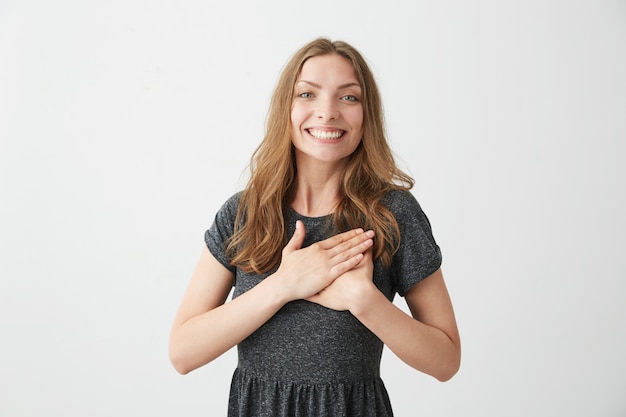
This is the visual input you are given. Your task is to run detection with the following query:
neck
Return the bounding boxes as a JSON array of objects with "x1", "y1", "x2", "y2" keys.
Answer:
[{"x1": 291, "y1": 156, "x2": 345, "y2": 217}]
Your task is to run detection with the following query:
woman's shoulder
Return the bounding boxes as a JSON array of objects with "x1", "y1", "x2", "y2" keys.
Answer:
[
  {"x1": 218, "y1": 191, "x2": 243, "y2": 210},
  {"x1": 223, "y1": 191, "x2": 244, "y2": 207},
  {"x1": 380, "y1": 189, "x2": 423, "y2": 215},
  {"x1": 213, "y1": 191, "x2": 244, "y2": 222}
]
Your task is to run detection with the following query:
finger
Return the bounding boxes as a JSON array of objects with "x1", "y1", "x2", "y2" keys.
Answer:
[
  {"x1": 327, "y1": 230, "x2": 375, "y2": 259},
  {"x1": 329, "y1": 252, "x2": 364, "y2": 278},
  {"x1": 332, "y1": 238, "x2": 374, "y2": 266},
  {"x1": 317, "y1": 228, "x2": 365, "y2": 250},
  {"x1": 361, "y1": 248, "x2": 375, "y2": 268},
  {"x1": 284, "y1": 220, "x2": 306, "y2": 252}
]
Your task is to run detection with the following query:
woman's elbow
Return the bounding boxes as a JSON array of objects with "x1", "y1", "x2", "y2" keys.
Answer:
[
  {"x1": 435, "y1": 364, "x2": 459, "y2": 382},
  {"x1": 168, "y1": 337, "x2": 200, "y2": 375},
  {"x1": 435, "y1": 348, "x2": 461, "y2": 382},
  {"x1": 169, "y1": 348, "x2": 193, "y2": 375},
  {"x1": 169, "y1": 337, "x2": 220, "y2": 375}
]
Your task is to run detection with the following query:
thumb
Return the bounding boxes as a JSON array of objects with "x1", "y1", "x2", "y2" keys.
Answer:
[{"x1": 284, "y1": 220, "x2": 306, "y2": 252}]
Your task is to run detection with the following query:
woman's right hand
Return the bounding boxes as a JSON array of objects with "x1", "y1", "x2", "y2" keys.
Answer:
[{"x1": 272, "y1": 220, "x2": 375, "y2": 301}]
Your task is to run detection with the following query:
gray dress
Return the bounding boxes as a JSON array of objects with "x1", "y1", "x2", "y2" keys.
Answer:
[{"x1": 205, "y1": 190, "x2": 442, "y2": 417}]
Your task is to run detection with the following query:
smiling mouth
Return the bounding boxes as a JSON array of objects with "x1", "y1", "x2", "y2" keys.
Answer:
[{"x1": 307, "y1": 128, "x2": 345, "y2": 140}]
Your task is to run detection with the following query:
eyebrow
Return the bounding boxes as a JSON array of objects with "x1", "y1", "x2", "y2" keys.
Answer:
[{"x1": 297, "y1": 80, "x2": 361, "y2": 90}]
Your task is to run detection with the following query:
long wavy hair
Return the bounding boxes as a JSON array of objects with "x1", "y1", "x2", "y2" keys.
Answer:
[{"x1": 227, "y1": 38, "x2": 414, "y2": 274}]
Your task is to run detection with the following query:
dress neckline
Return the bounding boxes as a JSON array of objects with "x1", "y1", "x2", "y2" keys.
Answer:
[{"x1": 287, "y1": 206, "x2": 334, "y2": 222}]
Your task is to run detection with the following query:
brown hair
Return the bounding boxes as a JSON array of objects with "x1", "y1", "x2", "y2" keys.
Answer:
[{"x1": 227, "y1": 38, "x2": 414, "y2": 274}]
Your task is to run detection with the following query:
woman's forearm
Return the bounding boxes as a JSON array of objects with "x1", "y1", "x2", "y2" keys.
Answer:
[
  {"x1": 351, "y1": 287, "x2": 461, "y2": 382},
  {"x1": 169, "y1": 276, "x2": 288, "y2": 375}
]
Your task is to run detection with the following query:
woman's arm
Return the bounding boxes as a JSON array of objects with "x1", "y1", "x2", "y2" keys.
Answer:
[
  {"x1": 357, "y1": 268, "x2": 460, "y2": 381},
  {"x1": 308, "y1": 261, "x2": 460, "y2": 381},
  {"x1": 169, "y1": 246, "x2": 276, "y2": 374},
  {"x1": 169, "y1": 222, "x2": 375, "y2": 374}
]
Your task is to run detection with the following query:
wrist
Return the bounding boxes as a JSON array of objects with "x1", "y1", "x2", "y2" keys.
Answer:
[
  {"x1": 349, "y1": 281, "x2": 381, "y2": 317},
  {"x1": 258, "y1": 271, "x2": 292, "y2": 307}
]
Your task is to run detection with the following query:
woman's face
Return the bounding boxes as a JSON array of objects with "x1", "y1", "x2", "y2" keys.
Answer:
[{"x1": 290, "y1": 54, "x2": 364, "y2": 166}]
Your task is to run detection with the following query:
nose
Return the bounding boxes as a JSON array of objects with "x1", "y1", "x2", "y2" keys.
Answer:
[{"x1": 316, "y1": 96, "x2": 339, "y2": 121}]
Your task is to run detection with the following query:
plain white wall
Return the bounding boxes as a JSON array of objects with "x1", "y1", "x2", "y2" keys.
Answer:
[{"x1": 1, "y1": 1, "x2": 625, "y2": 416}]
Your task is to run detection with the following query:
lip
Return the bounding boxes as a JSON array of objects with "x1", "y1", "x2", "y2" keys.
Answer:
[
  {"x1": 305, "y1": 127, "x2": 346, "y2": 141},
  {"x1": 306, "y1": 125, "x2": 345, "y2": 131}
]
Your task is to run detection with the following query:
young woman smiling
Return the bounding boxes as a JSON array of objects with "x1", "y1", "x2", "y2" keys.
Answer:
[{"x1": 169, "y1": 38, "x2": 460, "y2": 417}]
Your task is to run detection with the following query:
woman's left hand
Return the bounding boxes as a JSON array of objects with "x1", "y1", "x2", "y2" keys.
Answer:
[{"x1": 306, "y1": 248, "x2": 375, "y2": 312}]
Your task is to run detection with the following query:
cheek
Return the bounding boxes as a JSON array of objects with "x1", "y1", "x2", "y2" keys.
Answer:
[
  {"x1": 290, "y1": 107, "x2": 303, "y2": 139},
  {"x1": 290, "y1": 102, "x2": 306, "y2": 124},
  {"x1": 349, "y1": 108, "x2": 364, "y2": 131},
  {"x1": 289, "y1": 112, "x2": 297, "y2": 135}
]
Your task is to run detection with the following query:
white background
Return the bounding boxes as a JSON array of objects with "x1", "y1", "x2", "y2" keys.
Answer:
[{"x1": 1, "y1": 1, "x2": 625, "y2": 416}]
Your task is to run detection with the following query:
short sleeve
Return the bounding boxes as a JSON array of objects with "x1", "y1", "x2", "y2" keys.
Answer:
[
  {"x1": 204, "y1": 193, "x2": 242, "y2": 273},
  {"x1": 386, "y1": 191, "x2": 443, "y2": 296}
]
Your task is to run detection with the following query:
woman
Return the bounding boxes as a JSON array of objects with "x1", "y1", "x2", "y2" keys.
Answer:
[{"x1": 169, "y1": 38, "x2": 460, "y2": 416}]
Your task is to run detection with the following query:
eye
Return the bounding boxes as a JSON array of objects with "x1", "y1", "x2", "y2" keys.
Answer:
[
  {"x1": 341, "y1": 95, "x2": 358, "y2": 102},
  {"x1": 298, "y1": 92, "x2": 314, "y2": 99}
]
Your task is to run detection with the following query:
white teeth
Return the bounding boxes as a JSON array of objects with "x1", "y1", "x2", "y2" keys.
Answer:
[{"x1": 308, "y1": 129, "x2": 343, "y2": 140}]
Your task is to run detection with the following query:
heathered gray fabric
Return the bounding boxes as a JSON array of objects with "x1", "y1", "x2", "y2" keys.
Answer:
[{"x1": 205, "y1": 190, "x2": 442, "y2": 417}]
